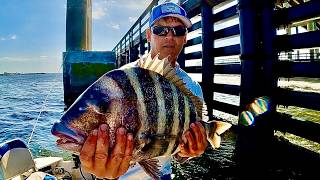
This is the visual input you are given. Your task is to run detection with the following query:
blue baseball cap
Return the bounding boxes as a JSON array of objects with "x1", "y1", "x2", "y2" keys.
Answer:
[{"x1": 149, "y1": 2, "x2": 192, "y2": 28}]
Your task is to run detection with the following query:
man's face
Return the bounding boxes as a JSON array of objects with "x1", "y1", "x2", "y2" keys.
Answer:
[{"x1": 147, "y1": 17, "x2": 187, "y2": 63}]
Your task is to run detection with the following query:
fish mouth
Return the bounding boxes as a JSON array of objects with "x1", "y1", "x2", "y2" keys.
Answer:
[
  {"x1": 56, "y1": 134, "x2": 83, "y2": 145},
  {"x1": 51, "y1": 122, "x2": 86, "y2": 146},
  {"x1": 55, "y1": 134, "x2": 83, "y2": 153}
]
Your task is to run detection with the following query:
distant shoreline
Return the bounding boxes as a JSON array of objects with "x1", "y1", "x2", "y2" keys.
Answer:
[{"x1": 0, "y1": 72, "x2": 61, "y2": 76}]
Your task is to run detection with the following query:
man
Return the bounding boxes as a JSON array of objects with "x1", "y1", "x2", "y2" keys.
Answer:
[{"x1": 79, "y1": 2, "x2": 207, "y2": 179}]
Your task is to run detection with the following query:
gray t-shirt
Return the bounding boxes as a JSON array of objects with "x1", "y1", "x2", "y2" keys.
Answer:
[{"x1": 118, "y1": 54, "x2": 203, "y2": 179}]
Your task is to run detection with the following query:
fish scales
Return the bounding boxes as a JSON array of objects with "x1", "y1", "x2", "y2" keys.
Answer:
[
  {"x1": 106, "y1": 69, "x2": 140, "y2": 147},
  {"x1": 135, "y1": 68, "x2": 159, "y2": 139},
  {"x1": 124, "y1": 68, "x2": 197, "y2": 159}
]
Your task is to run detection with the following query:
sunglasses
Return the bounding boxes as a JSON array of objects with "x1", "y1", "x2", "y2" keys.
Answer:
[{"x1": 151, "y1": 26, "x2": 187, "y2": 36}]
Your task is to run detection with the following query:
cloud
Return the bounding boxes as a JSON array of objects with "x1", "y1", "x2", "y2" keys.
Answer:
[
  {"x1": 114, "y1": 0, "x2": 150, "y2": 10},
  {"x1": 92, "y1": 7, "x2": 106, "y2": 19},
  {"x1": 40, "y1": 56, "x2": 48, "y2": 59},
  {"x1": 94, "y1": 0, "x2": 150, "y2": 13},
  {"x1": 129, "y1": 16, "x2": 137, "y2": 23},
  {"x1": 10, "y1": 35, "x2": 17, "y2": 40},
  {"x1": 111, "y1": 24, "x2": 120, "y2": 30},
  {"x1": 92, "y1": 0, "x2": 108, "y2": 20},
  {"x1": 0, "y1": 56, "x2": 31, "y2": 62},
  {"x1": 0, "y1": 34, "x2": 17, "y2": 41}
]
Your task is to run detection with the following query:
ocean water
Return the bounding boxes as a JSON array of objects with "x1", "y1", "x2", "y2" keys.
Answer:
[{"x1": 0, "y1": 73, "x2": 65, "y2": 156}]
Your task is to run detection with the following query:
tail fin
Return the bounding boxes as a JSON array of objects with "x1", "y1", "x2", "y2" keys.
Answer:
[{"x1": 200, "y1": 121, "x2": 232, "y2": 149}]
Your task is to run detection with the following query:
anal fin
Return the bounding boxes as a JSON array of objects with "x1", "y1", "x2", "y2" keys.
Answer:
[{"x1": 138, "y1": 158, "x2": 161, "y2": 180}]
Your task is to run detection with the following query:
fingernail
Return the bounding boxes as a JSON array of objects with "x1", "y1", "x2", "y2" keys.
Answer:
[
  {"x1": 118, "y1": 128, "x2": 125, "y2": 135},
  {"x1": 128, "y1": 134, "x2": 133, "y2": 141},
  {"x1": 191, "y1": 123, "x2": 195, "y2": 128},
  {"x1": 100, "y1": 124, "x2": 108, "y2": 131},
  {"x1": 92, "y1": 129, "x2": 98, "y2": 136},
  {"x1": 182, "y1": 136, "x2": 187, "y2": 144}
]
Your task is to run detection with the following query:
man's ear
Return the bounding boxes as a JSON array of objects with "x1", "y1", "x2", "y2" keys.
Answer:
[{"x1": 146, "y1": 28, "x2": 151, "y2": 42}]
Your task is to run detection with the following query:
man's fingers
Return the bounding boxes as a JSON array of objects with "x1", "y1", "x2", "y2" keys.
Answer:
[
  {"x1": 94, "y1": 124, "x2": 110, "y2": 171},
  {"x1": 178, "y1": 142, "x2": 190, "y2": 157},
  {"x1": 123, "y1": 133, "x2": 133, "y2": 158},
  {"x1": 118, "y1": 133, "x2": 133, "y2": 176},
  {"x1": 193, "y1": 122, "x2": 207, "y2": 150},
  {"x1": 106, "y1": 127, "x2": 127, "y2": 177},
  {"x1": 191, "y1": 123, "x2": 202, "y2": 148},
  {"x1": 186, "y1": 130, "x2": 196, "y2": 153},
  {"x1": 80, "y1": 129, "x2": 98, "y2": 169}
]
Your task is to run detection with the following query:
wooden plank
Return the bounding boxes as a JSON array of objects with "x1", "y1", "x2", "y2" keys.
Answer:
[
  {"x1": 275, "y1": 31, "x2": 320, "y2": 51},
  {"x1": 214, "y1": 44, "x2": 241, "y2": 57},
  {"x1": 190, "y1": 21, "x2": 202, "y2": 32},
  {"x1": 215, "y1": 63, "x2": 241, "y2": 74},
  {"x1": 273, "y1": 1, "x2": 320, "y2": 27},
  {"x1": 183, "y1": 63, "x2": 241, "y2": 74},
  {"x1": 213, "y1": 5, "x2": 237, "y2": 23},
  {"x1": 186, "y1": 36, "x2": 202, "y2": 47},
  {"x1": 277, "y1": 61, "x2": 320, "y2": 78},
  {"x1": 185, "y1": 51, "x2": 202, "y2": 60},
  {"x1": 212, "y1": 100, "x2": 239, "y2": 116},
  {"x1": 276, "y1": 88, "x2": 320, "y2": 111},
  {"x1": 275, "y1": 113, "x2": 320, "y2": 143},
  {"x1": 213, "y1": 83, "x2": 240, "y2": 96},
  {"x1": 214, "y1": 24, "x2": 240, "y2": 39},
  {"x1": 183, "y1": 66, "x2": 202, "y2": 73}
]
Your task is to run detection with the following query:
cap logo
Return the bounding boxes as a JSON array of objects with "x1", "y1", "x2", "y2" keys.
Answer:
[{"x1": 161, "y1": 4, "x2": 181, "y2": 14}]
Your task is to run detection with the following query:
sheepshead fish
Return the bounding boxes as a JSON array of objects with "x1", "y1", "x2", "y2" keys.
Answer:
[{"x1": 51, "y1": 55, "x2": 231, "y2": 179}]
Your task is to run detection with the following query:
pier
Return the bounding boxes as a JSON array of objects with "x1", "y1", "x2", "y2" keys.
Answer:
[
  {"x1": 63, "y1": 0, "x2": 320, "y2": 178},
  {"x1": 112, "y1": 0, "x2": 320, "y2": 177}
]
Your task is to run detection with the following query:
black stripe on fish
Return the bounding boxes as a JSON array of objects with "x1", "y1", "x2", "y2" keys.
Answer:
[
  {"x1": 158, "y1": 75, "x2": 174, "y2": 136},
  {"x1": 189, "y1": 98, "x2": 197, "y2": 124},
  {"x1": 172, "y1": 90, "x2": 186, "y2": 153},
  {"x1": 108, "y1": 70, "x2": 139, "y2": 134},
  {"x1": 135, "y1": 68, "x2": 159, "y2": 135},
  {"x1": 155, "y1": 75, "x2": 174, "y2": 156}
]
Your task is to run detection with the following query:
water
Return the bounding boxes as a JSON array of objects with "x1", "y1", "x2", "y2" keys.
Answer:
[{"x1": 0, "y1": 73, "x2": 65, "y2": 157}]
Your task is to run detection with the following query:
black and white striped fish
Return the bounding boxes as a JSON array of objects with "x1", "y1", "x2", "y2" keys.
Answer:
[{"x1": 51, "y1": 56, "x2": 231, "y2": 179}]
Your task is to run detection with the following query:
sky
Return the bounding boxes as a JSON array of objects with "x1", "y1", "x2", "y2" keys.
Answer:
[
  {"x1": 0, "y1": 0, "x2": 306, "y2": 74},
  {"x1": 0, "y1": 0, "x2": 154, "y2": 73}
]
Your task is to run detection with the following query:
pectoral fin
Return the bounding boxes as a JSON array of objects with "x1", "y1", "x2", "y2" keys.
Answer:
[
  {"x1": 138, "y1": 158, "x2": 161, "y2": 180},
  {"x1": 201, "y1": 120, "x2": 232, "y2": 149}
]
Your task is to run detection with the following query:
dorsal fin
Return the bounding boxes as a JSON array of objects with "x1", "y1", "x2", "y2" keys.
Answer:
[
  {"x1": 138, "y1": 158, "x2": 161, "y2": 180},
  {"x1": 137, "y1": 53, "x2": 203, "y2": 117}
]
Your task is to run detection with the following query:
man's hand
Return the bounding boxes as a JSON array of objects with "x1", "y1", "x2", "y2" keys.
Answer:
[
  {"x1": 178, "y1": 122, "x2": 207, "y2": 158},
  {"x1": 80, "y1": 124, "x2": 133, "y2": 179}
]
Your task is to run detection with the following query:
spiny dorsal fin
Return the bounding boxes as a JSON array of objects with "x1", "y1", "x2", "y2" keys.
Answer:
[
  {"x1": 138, "y1": 158, "x2": 161, "y2": 180},
  {"x1": 137, "y1": 53, "x2": 203, "y2": 117}
]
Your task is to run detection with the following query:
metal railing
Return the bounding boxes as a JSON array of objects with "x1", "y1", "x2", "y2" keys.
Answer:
[{"x1": 278, "y1": 52, "x2": 320, "y2": 61}]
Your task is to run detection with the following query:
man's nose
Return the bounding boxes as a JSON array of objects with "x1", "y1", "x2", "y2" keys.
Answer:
[{"x1": 165, "y1": 30, "x2": 175, "y2": 39}]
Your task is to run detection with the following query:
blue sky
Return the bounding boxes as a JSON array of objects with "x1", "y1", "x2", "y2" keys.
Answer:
[{"x1": 0, "y1": 0, "x2": 152, "y2": 73}]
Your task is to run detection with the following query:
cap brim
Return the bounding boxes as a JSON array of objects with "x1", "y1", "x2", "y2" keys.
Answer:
[{"x1": 151, "y1": 14, "x2": 192, "y2": 28}]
